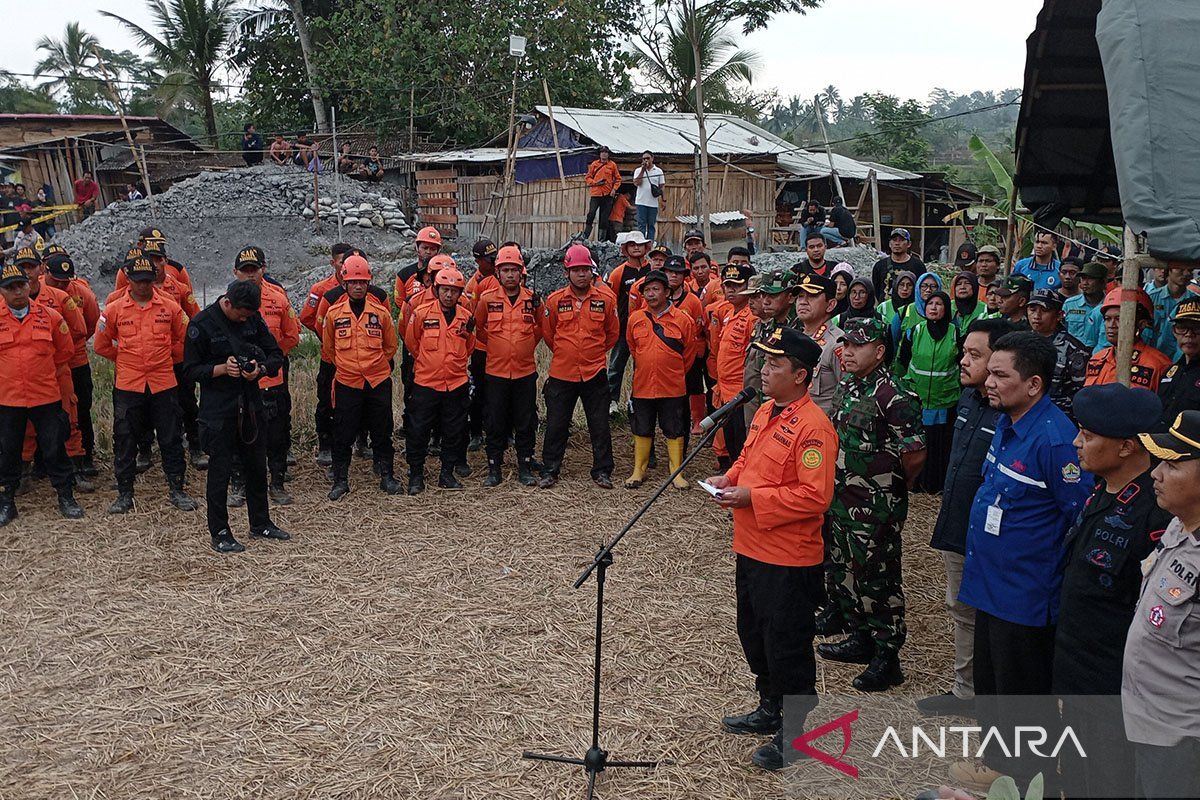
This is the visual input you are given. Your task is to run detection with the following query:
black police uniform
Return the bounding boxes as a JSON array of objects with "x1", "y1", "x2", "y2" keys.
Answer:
[
  {"x1": 182, "y1": 298, "x2": 284, "y2": 537},
  {"x1": 1157, "y1": 356, "x2": 1200, "y2": 430},
  {"x1": 395, "y1": 260, "x2": 430, "y2": 432}
]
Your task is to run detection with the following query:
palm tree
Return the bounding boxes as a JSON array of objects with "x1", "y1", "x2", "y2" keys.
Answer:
[
  {"x1": 628, "y1": 3, "x2": 760, "y2": 114},
  {"x1": 33, "y1": 22, "x2": 108, "y2": 112},
  {"x1": 102, "y1": 0, "x2": 238, "y2": 142},
  {"x1": 821, "y1": 84, "x2": 842, "y2": 122}
]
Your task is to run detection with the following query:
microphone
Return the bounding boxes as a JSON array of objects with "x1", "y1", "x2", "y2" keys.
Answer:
[{"x1": 698, "y1": 387, "x2": 757, "y2": 432}]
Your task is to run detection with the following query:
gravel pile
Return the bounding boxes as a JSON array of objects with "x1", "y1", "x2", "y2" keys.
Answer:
[{"x1": 53, "y1": 164, "x2": 415, "y2": 297}]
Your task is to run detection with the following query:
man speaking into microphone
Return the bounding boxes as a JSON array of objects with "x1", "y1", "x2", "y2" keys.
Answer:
[{"x1": 705, "y1": 326, "x2": 837, "y2": 771}]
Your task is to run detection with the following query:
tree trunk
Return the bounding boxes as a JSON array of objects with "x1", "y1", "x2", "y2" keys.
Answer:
[
  {"x1": 200, "y1": 79, "x2": 217, "y2": 144},
  {"x1": 289, "y1": 0, "x2": 329, "y2": 133},
  {"x1": 688, "y1": 1, "x2": 712, "y2": 246}
]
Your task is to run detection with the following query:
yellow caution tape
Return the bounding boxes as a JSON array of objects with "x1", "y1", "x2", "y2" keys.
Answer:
[{"x1": 0, "y1": 206, "x2": 78, "y2": 234}]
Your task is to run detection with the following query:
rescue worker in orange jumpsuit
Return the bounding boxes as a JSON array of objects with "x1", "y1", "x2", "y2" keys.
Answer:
[
  {"x1": 0, "y1": 262, "x2": 83, "y2": 525},
  {"x1": 708, "y1": 262, "x2": 758, "y2": 467},
  {"x1": 232, "y1": 247, "x2": 300, "y2": 504},
  {"x1": 706, "y1": 326, "x2": 837, "y2": 771},
  {"x1": 43, "y1": 250, "x2": 100, "y2": 476},
  {"x1": 112, "y1": 227, "x2": 195, "y2": 293},
  {"x1": 689, "y1": 251, "x2": 724, "y2": 307},
  {"x1": 473, "y1": 244, "x2": 542, "y2": 487},
  {"x1": 301, "y1": 242, "x2": 353, "y2": 466},
  {"x1": 321, "y1": 254, "x2": 400, "y2": 499},
  {"x1": 16, "y1": 247, "x2": 91, "y2": 491},
  {"x1": 404, "y1": 266, "x2": 476, "y2": 493},
  {"x1": 396, "y1": 226, "x2": 444, "y2": 435},
  {"x1": 1085, "y1": 287, "x2": 1173, "y2": 390},
  {"x1": 606, "y1": 231, "x2": 652, "y2": 410},
  {"x1": 464, "y1": 238, "x2": 500, "y2": 453},
  {"x1": 662, "y1": 254, "x2": 710, "y2": 434},
  {"x1": 624, "y1": 269, "x2": 697, "y2": 489},
  {"x1": 539, "y1": 244, "x2": 620, "y2": 489},
  {"x1": 94, "y1": 255, "x2": 197, "y2": 513}
]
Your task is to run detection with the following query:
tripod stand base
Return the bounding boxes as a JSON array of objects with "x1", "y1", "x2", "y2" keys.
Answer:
[{"x1": 524, "y1": 747, "x2": 657, "y2": 799}]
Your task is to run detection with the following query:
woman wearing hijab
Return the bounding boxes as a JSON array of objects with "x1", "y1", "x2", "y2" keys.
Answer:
[
  {"x1": 830, "y1": 262, "x2": 855, "y2": 317},
  {"x1": 877, "y1": 271, "x2": 915, "y2": 328},
  {"x1": 950, "y1": 271, "x2": 988, "y2": 328},
  {"x1": 896, "y1": 289, "x2": 959, "y2": 492},
  {"x1": 835, "y1": 277, "x2": 879, "y2": 327},
  {"x1": 889, "y1": 271, "x2": 943, "y2": 346}
]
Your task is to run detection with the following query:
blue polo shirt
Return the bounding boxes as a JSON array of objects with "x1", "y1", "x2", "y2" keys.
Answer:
[
  {"x1": 1012, "y1": 256, "x2": 1063, "y2": 291},
  {"x1": 1147, "y1": 284, "x2": 1199, "y2": 361},
  {"x1": 1062, "y1": 293, "x2": 1100, "y2": 344},
  {"x1": 959, "y1": 394, "x2": 1090, "y2": 627}
]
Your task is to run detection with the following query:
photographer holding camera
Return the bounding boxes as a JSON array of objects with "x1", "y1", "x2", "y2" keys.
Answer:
[{"x1": 182, "y1": 280, "x2": 289, "y2": 553}]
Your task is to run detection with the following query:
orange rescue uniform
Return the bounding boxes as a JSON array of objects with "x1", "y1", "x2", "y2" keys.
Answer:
[
  {"x1": 115, "y1": 258, "x2": 194, "y2": 293},
  {"x1": 541, "y1": 283, "x2": 619, "y2": 382},
  {"x1": 725, "y1": 394, "x2": 837, "y2": 567},
  {"x1": 0, "y1": 302, "x2": 74, "y2": 407},
  {"x1": 626, "y1": 304, "x2": 698, "y2": 398},
  {"x1": 93, "y1": 292, "x2": 186, "y2": 393},
  {"x1": 1085, "y1": 340, "x2": 1174, "y2": 391},
  {"x1": 404, "y1": 301, "x2": 476, "y2": 391},
  {"x1": 321, "y1": 292, "x2": 398, "y2": 390},
  {"x1": 257, "y1": 282, "x2": 301, "y2": 390},
  {"x1": 474, "y1": 286, "x2": 543, "y2": 379},
  {"x1": 301, "y1": 273, "x2": 340, "y2": 333},
  {"x1": 55, "y1": 278, "x2": 100, "y2": 367},
  {"x1": 710, "y1": 301, "x2": 757, "y2": 404}
]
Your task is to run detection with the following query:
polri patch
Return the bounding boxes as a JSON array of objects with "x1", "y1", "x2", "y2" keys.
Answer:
[{"x1": 1149, "y1": 604, "x2": 1165, "y2": 628}]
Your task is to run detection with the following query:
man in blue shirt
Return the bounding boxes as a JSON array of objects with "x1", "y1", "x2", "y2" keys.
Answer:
[
  {"x1": 1148, "y1": 263, "x2": 1198, "y2": 361},
  {"x1": 1012, "y1": 231, "x2": 1063, "y2": 291},
  {"x1": 948, "y1": 331, "x2": 1090, "y2": 794},
  {"x1": 1063, "y1": 261, "x2": 1107, "y2": 346}
]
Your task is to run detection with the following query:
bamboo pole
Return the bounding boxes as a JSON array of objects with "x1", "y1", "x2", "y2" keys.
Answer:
[
  {"x1": 814, "y1": 96, "x2": 845, "y2": 203},
  {"x1": 870, "y1": 172, "x2": 882, "y2": 252},
  {"x1": 1002, "y1": 180, "x2": 1019, "y2": 276},
  {"x1": 91, "y1": 47, "x2": 157, "y2": 220},
  {"x1": 1115, "y1": 227, "x2": 1140, "y2": 386},
  {"x1": 542, "y1": 81, "x2": 567, "y2": 189}
]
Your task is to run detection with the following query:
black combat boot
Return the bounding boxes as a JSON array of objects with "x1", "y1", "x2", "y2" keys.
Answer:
[
  {"x1": 79, "y1": 453, "x2": 99, "y2": 478},
  {"x1": 108, "y1": 491, "x2": 135, "y2": 514},
  {"x1": 57, "y1": 491, "x2": 84, "y2": 519},
  {"x1": 407, "y1": 470, "x2": 426, "y2": 495},
  {"x1": 814, "y1": 605, "x2": 849, "y2": 636},
  {"x1": 439, "y1": 468, "x2": 464, "y2": 490},
  {"x1": 269, "y1": 477, "x2": 294, "y2": 505},
  {"x1": 168, "y1": 478, "x2": 199, "y2": 511},
  {"x1": 517, "y1": 459, "x2": 538, "y2": 486},
  {"x1": 483, "y1": 463, "x2": 503, "y2": 487},
  {"x1": 721, "y1": 695, "x2": 782, "y2": 735},
  {"x1": 379, "y1": 467, "x2": 402, "y2": 495},
  {"x1": 816, "y1": 631, "x2": 874, "y2": 664},
  {"x1": 328, "y1": 466, "x2": 350, "y2": 501},
  {"x1": 227, "y1": 476, "x2": 246, "y2": 508},
  {"x1": 853, "y1": 653, "x2": 905, "y2": 692},
  {"x1": 0, "y1": 492, "x2": 17, "y2": 527},
  {"x1": 189, "y1": 446, "x2": 208, "y2": 470}
]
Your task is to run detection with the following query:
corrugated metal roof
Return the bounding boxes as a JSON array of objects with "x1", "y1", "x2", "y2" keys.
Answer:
[
  {"x1": 675, "y1": 211, "x2": 746, "y2": 224},
  {"x1": 410, "y1": 147, "x2": 588, "y2": 164},
  {"x1": 536, "y1": 106, "x2": 918, "y2": 182}
]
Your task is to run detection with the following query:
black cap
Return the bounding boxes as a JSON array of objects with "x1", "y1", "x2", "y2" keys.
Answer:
[
  {"x1": 125, "y1": 256, "x2": 157, "y2": 282},
  {"x1": 995, "y1": 275, "x2": 1033, "y2": 296},
  {"x1": 751, "y1": 326, "x2": 822, "y2": 367},
  {"x1": 1173, "y1": 296, "x2": 1200, "y2": 325},
  {"x1": 1027, "y1": 289, "x2": 1063, "y2": 310},
  {"x1": 641, "y1": 269, "x2": 669, "y2": 288},
  {"x1": 0, "y1": 263, "x2": 28, "y2": 288},
  {"x1": 649, "y1": 244, "x2": 672, "y2": 258},
  {"x1": 235, "y1": 246, "x2": 266, "y2": 270},
  {"x1": 1080, "y1": 261, "x2": 1109, "y2": 280},
  {"x1": 13, "y1": 247, "x2": 40, "y2": 266},
  {"x1": 1140, "y1": 411, "x2": 1200, "y2": 462},
  {"x1": 663, "y1": 255, "x2": 690, "y2": 273},
  {"x1": 1073, "y1": 384, "x2": 1162, "y2": 439},
  {"x1": 140, "y1": 239, "x2": 165, "y2": 257},
  {"x1": 683, "y1": 228, "x2": 705, "y2": 243},
  {"x1": 794, "y1": 273, "x2": 835, "y2": 299},
  {"x1": 720, "y1": 263, "x2": 755, "y2": 284},
  {"x1": 45, "y1": 254, "x2": 76, "y2": 280},
  {"x1": 472, "y1": 238, "x2": 498, "y2": 259},
  {"x1": 139, "y1": 226, "x2": 166, "y2": 242}
]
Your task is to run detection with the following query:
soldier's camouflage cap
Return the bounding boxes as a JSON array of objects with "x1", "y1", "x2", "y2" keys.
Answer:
[
  {"x1": 757, "y1": 270, "x2": 796, "y2": 295},
  {"x1": 736, "y1": 274, "x2": 763, "y2": 296},
  {"x1": 839, "y1": 316, "x2": 888, "y2": 345}
]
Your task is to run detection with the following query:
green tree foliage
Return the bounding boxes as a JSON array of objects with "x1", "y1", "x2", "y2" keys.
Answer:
[
  {"x1": 629, "y1": 3, "x2": 761, "y2": 114},
  {"x1": 0, "y1": 73, "x2": 58, "y2": 114},
  {"x1": 303, "y1": 0, "x2": 636, "y2": 144},
  {"x1": 33, "y1": 22, "x2": 112, "y2": 113},
  {"x1": 852, "y1": 93, "x2": 932, "y2": 171}
]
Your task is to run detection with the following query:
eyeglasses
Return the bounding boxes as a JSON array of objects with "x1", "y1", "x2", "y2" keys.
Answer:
[{"x1": 1172, "y1": 324, "x2": 1200, "y2": 337}]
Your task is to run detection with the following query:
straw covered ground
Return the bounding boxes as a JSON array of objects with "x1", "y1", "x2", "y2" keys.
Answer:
[{"x1": 2, "y1": 346, "x2": 955, "y2": 799}]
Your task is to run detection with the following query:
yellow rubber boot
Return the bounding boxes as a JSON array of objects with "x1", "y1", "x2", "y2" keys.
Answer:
[
  {"x1": 666, "y1": 437, "x2": 690, "y2": 490},
  {"x1": 625, "y1": 435, "x2": 653, "y2": 488}
]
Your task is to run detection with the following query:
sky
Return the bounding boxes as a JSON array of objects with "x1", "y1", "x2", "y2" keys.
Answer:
[{"x1": 3, "y1": 0, "x2": 1044, "y2": 103}]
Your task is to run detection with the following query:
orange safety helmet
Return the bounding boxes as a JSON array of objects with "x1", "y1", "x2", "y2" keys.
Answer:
[
  {"x1": 564, "y1": 243, "x2": 594, "y2": 269},
  {"x1": 341, "y1": 254, "x2": 372, "y2": 281},
  {"x1": 434, "y1": 267, "x2": 466, "y2": 289},
  {"x1": 428, "y1": 254, "x2": 457, "y2": 272},
  {"x1": 496, "y1": 244, "x2": 525, "y2": 268},
  {"x1": 1100, "y1": 286, "x2": 1153, "y2": 318},
  {"x1": 415, "y1": 226, "x2": 443, "y2": 248}
]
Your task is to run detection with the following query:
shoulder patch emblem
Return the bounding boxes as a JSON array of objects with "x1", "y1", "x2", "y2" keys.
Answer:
[
  {"x1": 59, "y1": 321, "x2": 69, "y2": 334},
  {"x1": 188, "y1": 325, "x2": 199, "y2": 339},
  {"x1": 801, "y1": 448, "x2": 823, "y2": 469},
  {"x1": 1062, "y1": 463, "x2": 1081, "y2": 484}
]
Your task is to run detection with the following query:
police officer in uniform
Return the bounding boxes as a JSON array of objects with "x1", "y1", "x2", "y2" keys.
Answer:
[
  {"x1": 1127, "y1": 411, "x2": 1200, "y2": 799},
  {"x1": 818, "y1": 317, "x2": 926, "y2": 690},
  {"x1": 1051, "y1": 384, "x2": 1169, "y2": 799},
  {"x1": 742, "y1": 271, "x2": 795, "y2": 425},
  {"x1": 1157, "y1": 296, "x2": 1200, "y2": 427}
]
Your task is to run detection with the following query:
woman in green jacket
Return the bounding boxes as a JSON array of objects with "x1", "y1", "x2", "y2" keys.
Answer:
[
  {"x1": 950, "y1": 270, "x2": 989, "y2": 328},
  {"x1": 896, "y1": 289, "x2": 959, "y2": 492}
]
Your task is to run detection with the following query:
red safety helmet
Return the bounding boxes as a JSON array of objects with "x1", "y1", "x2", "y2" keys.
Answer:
[
  {"x1": 1100, "y1": 286, "x2": 1153, "y2": 318},
  {"x1": 415, "y1": 226, "x2": 443, "y2": 248},
  {"x1": 564, "y1": 243, "x2": 594, "y2": 269},
  {"x1": 341, "y1": 254, "x2": 372, "y2": 281},
  {"x1": 434, "y1": 267, "x2": 466, "y2": 289},
  {"x1": 428, "y1": 254, "x2": 457, "y2": 272},
  {"x1": 496, "y1": 244, "x2": 525, "y2": 268}
]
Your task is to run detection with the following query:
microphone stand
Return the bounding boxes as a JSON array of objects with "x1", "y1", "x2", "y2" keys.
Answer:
[{"x1": 523, "y1": 404, "x2": 744, "y2": 799}]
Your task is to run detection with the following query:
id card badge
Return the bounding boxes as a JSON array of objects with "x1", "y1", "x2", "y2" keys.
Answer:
[{"x1": 985, "y1": 498, "x2": 1002, "y2": 536}]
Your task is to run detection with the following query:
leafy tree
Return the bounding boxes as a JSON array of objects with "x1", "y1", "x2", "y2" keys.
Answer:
[
  {"x1": 102, "y1": 0, "x2": 239, "y2": 142},
  {"x1": 851, "y1": 93, "x2": 932, "y2": 171},
  {"x1": 0, "y1": 74, "x2": 58, "y2": 114},
  {"x1": 238, "y1": 0, "x2": 329, "y2": 131},
  {"x1": 629, "y1": 3, "x2": 760, "y2": 114}
]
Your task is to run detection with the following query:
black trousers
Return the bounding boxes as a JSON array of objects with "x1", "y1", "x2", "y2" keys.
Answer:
[
  {"x1": 974, "y1": 610, "x2": 1057, "y2": 784},
  {"x1": 200, "y1": 414, "x2": 271, "y2": 536},
  {"x1": 1059, "y1": 695, "x2": 1135, "y2": 800},
  {"x1": 174, "y1": 363, "x2": 199, "y2": 445},
  {"x1": 606, "y1": 336, "x2": 630, "y2": 403},
  {"x1": 315, "y1": 359, "x2": 335, "y2": 449},
  {"x1": 263, "y1": 382, "x2": 292, "y2": 482},
  {"x1": 0, "y1": 402, "x2": 73, "y2": 494},
  {"x1": 468, "y1": 350, "x2": 488, "y2": 440},
  {"x1": 113, "y1": 388, "x2": 184, "y2": 492},
  {"x1": 584, "y1": 195, "x2": 615, "y2": 241},
  {"x1": 332, "y1": 379, "x2": 395, "y2": 475},
  {"x1": 406, "y1": 383, "x2": 469, "y2": 474},
  {"x1": 70, "y1": 363, "x2": 94, "y2": 456},
  {"x1": 735, "y1": 554, "x2": 823, "y2": 700},
  {"x1": 541, "y1": 371, "x2": 614, "y2": 479},
  {"x1": 1135, "y1": 739, "x2": 1200, "y2": 800},
  {"x1": 724, "y1": 403, "x2": 748, "y2": 461},
  {"x1": 630, "y1": 396, "x2": 687, "y2": 438},
  {"x1": 400, "y1": 348, "x2": 416, "y2": 432},
  {"x1": 485, "y1": 373, "x2": 537, "y2": 465}
]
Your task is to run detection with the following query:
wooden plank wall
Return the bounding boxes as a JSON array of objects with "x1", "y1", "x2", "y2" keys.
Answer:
[
  {"x1": 414, "y1": 168, "x2": 459, "y2": 239},
  {"x1": 14, "y1": 137, "x2": 111, "y2": 230}
]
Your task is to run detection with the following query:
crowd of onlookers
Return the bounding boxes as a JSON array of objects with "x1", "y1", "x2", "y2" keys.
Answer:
[{"x1": 239, "y1": 123, "x2": 384, "y2": 181}]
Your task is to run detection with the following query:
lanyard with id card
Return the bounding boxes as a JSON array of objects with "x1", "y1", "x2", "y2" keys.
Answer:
[{"x1": 985, "y1": 494, "x2": 1002, "y2": 536}]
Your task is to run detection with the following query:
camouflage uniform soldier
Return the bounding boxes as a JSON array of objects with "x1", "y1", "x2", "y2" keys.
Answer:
[
  {"x1": 817, "y1": 317, "x2": 927, "y2": 691},
  {"x1": 742, "y1": 270, "x2": 795, "y2": 424}
]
